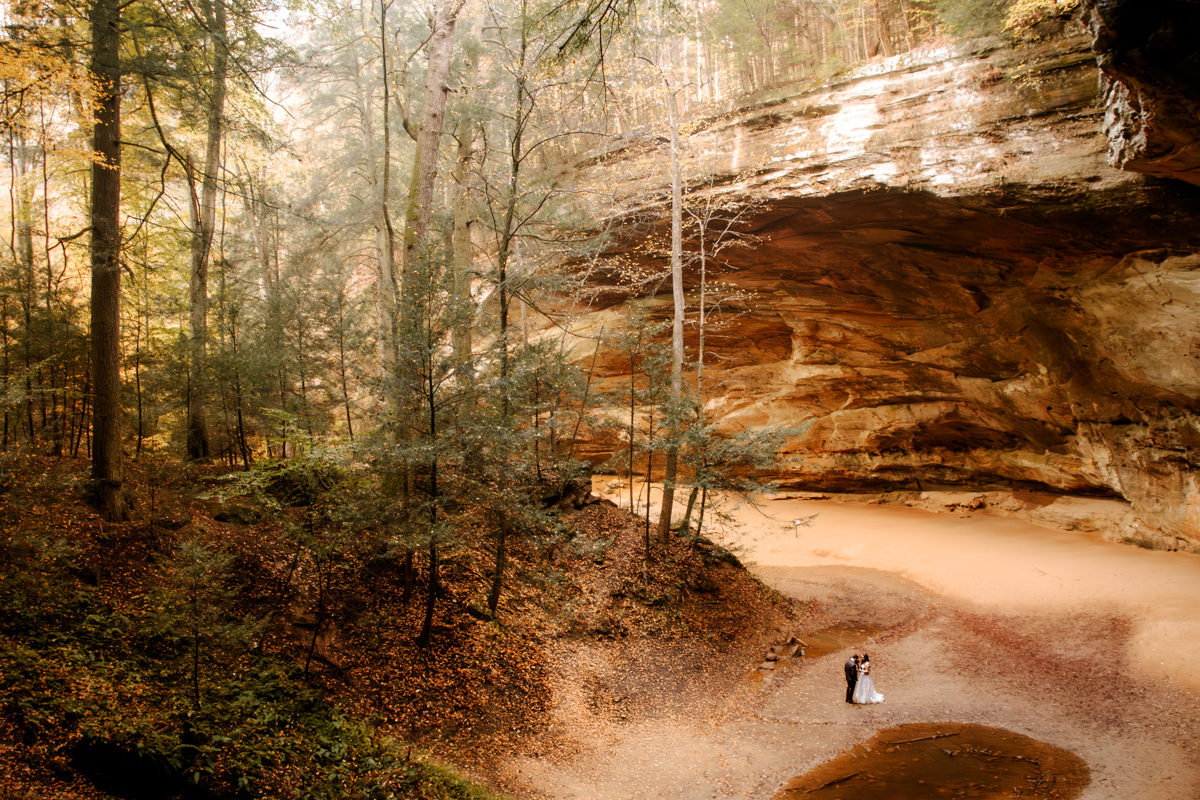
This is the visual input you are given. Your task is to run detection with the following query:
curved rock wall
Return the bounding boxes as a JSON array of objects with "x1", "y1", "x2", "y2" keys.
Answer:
[{"x1": 564, "y1": 32, "x2": 1200, "y2": 546}]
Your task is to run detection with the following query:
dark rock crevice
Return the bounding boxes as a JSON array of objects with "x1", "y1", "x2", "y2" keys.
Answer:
[{"x1": 1082, "y1": 0, "x2": 1200, "y2": 184}]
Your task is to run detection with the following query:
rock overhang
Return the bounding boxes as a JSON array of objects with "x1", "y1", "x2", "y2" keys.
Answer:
[{"x1": 562, "y1": 29, "x2": 1200, "y2": 546}]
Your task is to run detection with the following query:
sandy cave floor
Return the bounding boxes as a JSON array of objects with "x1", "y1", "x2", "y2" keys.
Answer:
[{"x1": 489, "y1": 488, "x2": 1200, "y2": 800}]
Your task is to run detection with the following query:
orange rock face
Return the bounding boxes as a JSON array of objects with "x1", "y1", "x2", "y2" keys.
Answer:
[{"x1": 562, "y1": 33, "x2": 1200, "y2": 546}]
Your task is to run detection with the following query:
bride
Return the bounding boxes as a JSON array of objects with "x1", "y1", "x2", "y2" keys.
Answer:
[{"x1": 852, "y1": 653, "x2": 885, "y2": 704}]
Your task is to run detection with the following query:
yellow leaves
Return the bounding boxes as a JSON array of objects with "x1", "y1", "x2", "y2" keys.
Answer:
[
  {"x1": 0, "y1": 42, "x2": 99, "y2": 171},
  {"x1": 1004, "y1": 0, "x2": 1082, "y2": 39},
  {"x1": 0, "y1": 43, "x2": 96, "y2": 125}
]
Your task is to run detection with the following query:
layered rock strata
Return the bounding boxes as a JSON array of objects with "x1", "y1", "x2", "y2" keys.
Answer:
[{"x1": 562, "y1": 31, "x2": 1200, "y2": 546}]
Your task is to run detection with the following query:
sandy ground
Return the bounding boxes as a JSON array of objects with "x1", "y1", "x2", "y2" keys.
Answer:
[
  {"x1": 492, "y1": 484, "x2": 1200, "y2": 800},
  {"x1": 724, "y1": 493, "x2": 1200, "y2": 694}
]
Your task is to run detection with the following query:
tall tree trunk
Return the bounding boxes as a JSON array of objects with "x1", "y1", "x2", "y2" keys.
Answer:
[
  {"x1": 450, "y1": 133, "x2": 475, "y2": 387},
  {"x1": 495, "y1": 4, "x2": 527, "y2": 418},
  {"x1": 487, "y1": 514, "x2": 507, "y2": 618},
  {"x1": 273, "y1": 270, "x2": 288, "y2": 457},
  {"x1": 398, "y1": 0, "x2": 464, "y2": 431},
  {"x1": 238, "y1": 171, "x2": 284, "y2": 456},
  {"x1": 418, "y1": 530, "x2": 438, "y2": 647},
  {"x1": 656, "y1": 85, "x2": 684, "y2": 544},
  {"x1": 89, "y1": 0, "x2": 128, "y2": 520},
  {"x1": 417, "y1": 377, "x2": 440, "y2": 647},
  {"x1": 186, "y1": 0, "x2": 229, "y2": 460},
  {"x1": 228, "y1": 307, "x2": 251, "y2": 468},
  {"x1": 11, "y1": 126, "x2": 36, "y2": 445},
  {"x1": 335, "y1": 291, "x2": 355, "y2": 440},
  {"x1": 874, "y1": 0, "x2": 894, "y2": 57},
  {"x1": 679, "y1": 198, "x2": 712, "y2": 538},
  {"x1": 219, "y1": 184, "x2": 254, "y2": 468},
  {"x1": 400, "y1": 0, "x2": 463, "y2": 632},
  {"x1": 369, "y1": 0, "x2": 400, "y2": 407},
  {"x1": 399, "y1": 0, "x2": 464, "y2": 378},
  {"x1": 74, "y1": 383, "x2": 90, "y2": 458},
  {"x1": 680, "y1": 485, "x2": 699, "y2": 536},
  {"x1": 644, "y1": 406, "x2": 654, "y2": 549},
  {"x1": 628, "y1": 336, "x2": 637, "y2": 522},
  {"x1": 1, "y1": 292, "x2": 10, "y2": 450},
  {"x1": 298, "y1": 328, "x2": 311, "y2": 437},
  {"x1": 484, "y1": 3, "x2": 530, "y2": 610},
  {"x1": 400, "y1": 0, "x2": 465, "y2": 281},
  {"x1": 134, "y1": 244, "x2": 148, "y2": 457}
]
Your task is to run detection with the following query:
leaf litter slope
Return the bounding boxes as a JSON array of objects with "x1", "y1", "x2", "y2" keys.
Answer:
[{"x1": 0, "y1": 455, "x2": 803, "y2": 799}]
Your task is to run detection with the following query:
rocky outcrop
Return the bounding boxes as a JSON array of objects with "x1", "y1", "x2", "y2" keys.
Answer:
[
  {"x1": 563, "y1": 32, "x2": 1200, "y2": 546},
  {"x1": 1082, "y1": 0, "x2": 1200, "y2": 185},
  {"x1": 577, "y1": 35, "x2": 1119, "y2": 215}
]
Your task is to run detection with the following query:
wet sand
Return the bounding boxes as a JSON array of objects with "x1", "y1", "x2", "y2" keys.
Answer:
[
  {"x1": 495, "y1": 482, "x2": 1200, "y2": 800},
  {"x1": 772, "y1": 721, "x2": 1090, "y2": 799}
]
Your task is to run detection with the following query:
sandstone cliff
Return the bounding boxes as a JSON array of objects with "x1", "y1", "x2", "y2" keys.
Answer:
[{"x1": 562, "y1": 28, "x2": 1200, "y2": 548}]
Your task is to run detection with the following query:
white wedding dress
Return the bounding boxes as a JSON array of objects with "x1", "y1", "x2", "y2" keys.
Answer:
[{"x1": 852, "y1": 665, "x2": 885, "y2": 704}]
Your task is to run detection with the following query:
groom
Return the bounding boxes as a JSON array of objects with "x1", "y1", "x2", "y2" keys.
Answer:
[{"x1": 844, "y1": 654, "x2": 860, "y2": 703}]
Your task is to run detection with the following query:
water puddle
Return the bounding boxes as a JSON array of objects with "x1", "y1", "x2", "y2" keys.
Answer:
[
  {"x1": 795, "y1": 625, "x2": 886, "y2": 659},
  {"x1": 772, "y1": 722, "x2": 1089, "y2": 799},
  {"x1": 748, "y1": 626, "x2": 888, "y2": 683}
]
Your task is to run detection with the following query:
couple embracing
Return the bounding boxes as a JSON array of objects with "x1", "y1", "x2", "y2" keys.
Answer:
[{"x1": 843, "y1": 653, "x2": 884, "y2": 704}]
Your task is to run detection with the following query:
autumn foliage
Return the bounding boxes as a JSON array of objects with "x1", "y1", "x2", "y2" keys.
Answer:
[{"x1": 0, "y1": 452, "x2": 800, "y2": 799}]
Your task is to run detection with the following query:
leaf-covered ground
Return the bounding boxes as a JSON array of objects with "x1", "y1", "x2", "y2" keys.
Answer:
[{"x1": 0, "y1": 455, "x2": 802, "y2": 799}]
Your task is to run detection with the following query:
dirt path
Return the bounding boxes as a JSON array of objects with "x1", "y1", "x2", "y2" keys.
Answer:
[{"x1": 492, "y1": 491, "x2": 1200, "y2": 800}]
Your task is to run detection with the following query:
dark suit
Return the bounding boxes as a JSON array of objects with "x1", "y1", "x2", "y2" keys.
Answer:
[{"x1": 844, "y1": 657, "x2": 859, "y2": 703}]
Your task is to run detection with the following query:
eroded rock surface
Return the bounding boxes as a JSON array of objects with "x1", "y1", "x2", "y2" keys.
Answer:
[
  {"x1": 564, "y1": 32, "x2": 1200, "y2": 546},
  {"x1": 1082, "y1": 0, "x2": 1200, "y2": 185}
]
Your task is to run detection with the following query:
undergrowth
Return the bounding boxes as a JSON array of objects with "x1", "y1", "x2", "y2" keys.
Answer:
[{"x1": 0, "y1": 524, "x2": 502, "y2": 800}]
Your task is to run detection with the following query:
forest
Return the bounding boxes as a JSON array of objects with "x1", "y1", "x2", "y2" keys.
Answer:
[{"x1": 1, "y1": 0, "x2": 1086, "y2": 798}]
